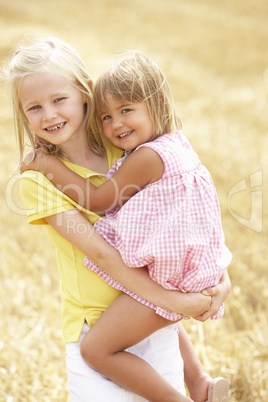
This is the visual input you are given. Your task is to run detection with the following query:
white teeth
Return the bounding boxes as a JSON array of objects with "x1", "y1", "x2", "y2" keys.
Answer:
[
  {"x1": 46, "y1": 123, "x2": 65, "y2": 131},
  {"x1": 119, "y1": 131, "x2": 131, "y2": 138}
]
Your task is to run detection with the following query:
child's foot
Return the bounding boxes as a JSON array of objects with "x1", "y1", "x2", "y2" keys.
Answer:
[
  {"x1": 187, "y1": 372, "x2": 229, "y2": 402},
  {"x1": 187, "y1": 372, "x2": 212, "y2": 402},
  {"x1": 206, "y1": 377, "x2": 229, "y2": 402}
]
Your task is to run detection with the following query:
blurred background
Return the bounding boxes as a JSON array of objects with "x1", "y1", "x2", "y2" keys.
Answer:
[{"x1": 0, "y1": 0, "x2": 267, "y2": 400}]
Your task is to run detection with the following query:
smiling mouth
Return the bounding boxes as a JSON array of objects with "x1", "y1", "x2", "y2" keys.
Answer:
[
  {"x1": 118, "y1": 131, "x2": 132, "y2": 138},
  {"x1": 45, "y1": 122, "x2": 66, "y2": 132}
]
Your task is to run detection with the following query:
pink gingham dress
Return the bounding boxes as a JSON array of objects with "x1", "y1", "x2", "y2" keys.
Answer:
[{"x1": 84, "y1": 131, "x2": 232, "y2": 320}]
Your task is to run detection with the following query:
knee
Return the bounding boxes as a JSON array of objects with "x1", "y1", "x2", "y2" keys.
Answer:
[{"x1": 80, "y1": 335, "x2": 99, "y2": 368}]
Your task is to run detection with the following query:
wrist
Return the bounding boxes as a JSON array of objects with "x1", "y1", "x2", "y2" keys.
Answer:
[{"x1": 164, "y1": 290, "x2": 185, "y2": 314}]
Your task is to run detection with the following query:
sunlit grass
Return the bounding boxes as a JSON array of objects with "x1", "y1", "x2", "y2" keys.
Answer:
[{"x1": 0, "y1": 0, "x2": 267, "y2": 400}]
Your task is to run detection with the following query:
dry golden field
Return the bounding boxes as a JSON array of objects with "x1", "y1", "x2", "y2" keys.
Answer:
[{"x1": 0, "y1": 0, "x2": 267, "y2": 401}]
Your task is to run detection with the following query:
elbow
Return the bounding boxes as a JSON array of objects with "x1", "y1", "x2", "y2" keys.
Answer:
[{"x1": 86, "y1": 242, "x2": 110, "y2": 268}]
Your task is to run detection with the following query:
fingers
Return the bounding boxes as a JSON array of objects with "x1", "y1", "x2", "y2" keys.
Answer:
[
  {"x1": 35, "y1": 139, "x2": 54, "y2": 151},
  {"x1": 19, "y1": 151, "x2": 35, "y2": 174},
  {"x1": 193, "y1": 315, "x2": 206, "y2": 322},
  {"x1": 196, "y1": 310, "x2": 216, "y2": 322},
  {"x1": 202, "y1": 286, "x2": 218, "y2": 297},
  {"x1": 193, "y1": 294, "x2": 222, "y2": 321}
]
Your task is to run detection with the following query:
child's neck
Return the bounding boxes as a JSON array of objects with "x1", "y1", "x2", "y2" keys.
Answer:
[{"x1": 61, "y1": 142, "x2": 108, "y2": 173}]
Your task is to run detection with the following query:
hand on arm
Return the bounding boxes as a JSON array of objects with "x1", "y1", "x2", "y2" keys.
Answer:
[
  {"x1": 45, "y1": 209, "x2": 212, "y2": 317},
  {"x1": 20, "y1": 149, "x2": 97, "y2": 208},
  {"x1": 22, "y1": 147, "x2": 164, "y2": 212},
  {"x1": 193, "y1": 270, "x2": 231, "y2": 321},
  {"x1": 20, "y1": 148, "x2": 61, "y2": 176}
]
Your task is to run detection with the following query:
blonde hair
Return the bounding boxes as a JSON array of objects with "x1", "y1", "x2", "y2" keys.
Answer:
[
  {"x1": 93, "y1": 50, "x2": 181, "y2": 141},
  {"x1": 3, "y1": 35, "x2": 105, "y2": 164}
]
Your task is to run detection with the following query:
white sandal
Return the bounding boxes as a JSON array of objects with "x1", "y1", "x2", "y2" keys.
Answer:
[{"x1": 206, "y1": 377, "x2": 229, "y2": 402}]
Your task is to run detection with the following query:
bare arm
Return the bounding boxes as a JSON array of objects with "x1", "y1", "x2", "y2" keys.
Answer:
[
  {"x1": 44, "y1": 209, "x2": 212, "y2": 317},
  {"x1": 20, "y1": 147, "x2": 164, "y2": 212}
]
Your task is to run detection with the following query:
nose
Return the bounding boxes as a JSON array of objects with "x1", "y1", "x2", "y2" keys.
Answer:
[
  {"x1": 112, "y1": 115, "x2": 123, "y2": 130},
  {"x1": 42, "y1": 105, "x2": 57, "y2": 122}
]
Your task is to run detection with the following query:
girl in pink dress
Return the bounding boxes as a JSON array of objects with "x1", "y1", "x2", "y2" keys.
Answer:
[
  {"x1": 21, "y1": 50, "x2": 231, "y2": 401},
  {"x1": 84, "y1": 129, "x2": 232, "y2": 322}
]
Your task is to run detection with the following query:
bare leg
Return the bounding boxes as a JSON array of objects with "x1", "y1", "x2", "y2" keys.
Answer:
[
  {"x1": 178, "y1": 322, "x2": 212, "y2": 402},
  {"x1": 80, "y1": 293, "x2": 193, "y2": 402}
]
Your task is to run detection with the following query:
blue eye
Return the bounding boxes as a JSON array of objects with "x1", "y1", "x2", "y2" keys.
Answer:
[
  {"x1": 29, "y1": 105, "x2": 41, "y2": 111},
  {"x1": 55, "y1": 97, "x2": 65, "y2": 102},
  {"x1": 122, "y1": 108, "x2": 131, "y2": 114},
  {"x1": 102, "y1": 115, "x2": 111, "y2": 121}
]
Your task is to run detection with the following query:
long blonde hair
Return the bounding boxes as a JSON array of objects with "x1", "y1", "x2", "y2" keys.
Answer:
[
  {"x1": 93, "y1": 50, "x2": 181, "y2": 142},
  {"x1": 3, "y1": 35, "x2": 105, "y2": 164}
]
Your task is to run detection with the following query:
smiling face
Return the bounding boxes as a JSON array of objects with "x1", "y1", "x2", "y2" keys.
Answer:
[
  {"x1": 20, "y1": 71, "x2": 87, "y2": 148},
  {"x1": 100, "y1": 92, "x2": 154, "y2": 151}
]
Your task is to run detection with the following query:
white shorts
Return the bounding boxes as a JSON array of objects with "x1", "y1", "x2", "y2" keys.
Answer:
[{"x1": 66, "y1": 323, "x2": 185, "y2": 401}]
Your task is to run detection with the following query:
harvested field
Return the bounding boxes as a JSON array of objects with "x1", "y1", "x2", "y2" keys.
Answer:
[{"x1": 0, "y1": 0, "x2": 267, "y2": 400}]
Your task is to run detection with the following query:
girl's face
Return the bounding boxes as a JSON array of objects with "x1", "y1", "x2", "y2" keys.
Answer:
[
  {"x1": 100, "y1": 92, "x2": 154, "y2": 151},
  {"x1": 20, "y1": 71, "x2": 87, "y2": 148}
]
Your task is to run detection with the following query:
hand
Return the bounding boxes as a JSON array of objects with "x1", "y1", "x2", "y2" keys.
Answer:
[
  {"x1": 20, "y1": 148, "x2": 51, "y2": 175},
  {"x1": 169, "y1": 291, "x2": 212, "y2": 318},
  {"x1": 20, "y1": 151, "x2": 35, "y2": 174},
  {"x1": 194, "y1": 271, "x2": 231, "y2": 321}
]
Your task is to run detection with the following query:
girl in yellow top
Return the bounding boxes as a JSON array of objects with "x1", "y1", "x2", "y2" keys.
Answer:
[{"x1": 4, "y1": 36, "x2": 230, "y2": 401}]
